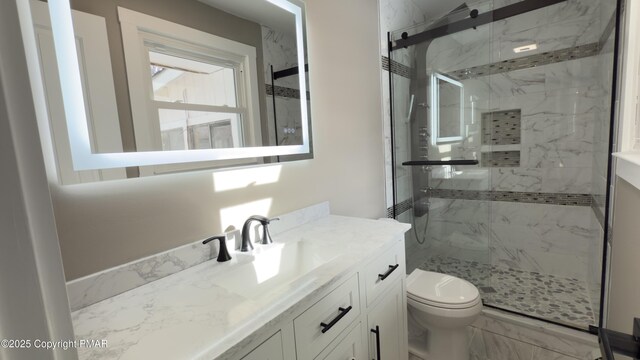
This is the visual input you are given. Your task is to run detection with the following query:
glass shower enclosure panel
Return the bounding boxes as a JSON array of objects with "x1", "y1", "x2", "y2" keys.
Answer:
[
  {"x1": 390, "y1": 0, "x2": 616, "y2": 330},
  {"x1": 390, "y1": 2, "x2": 494, "y2": 292}
]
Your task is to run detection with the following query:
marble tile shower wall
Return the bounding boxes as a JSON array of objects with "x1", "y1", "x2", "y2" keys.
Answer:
[
  {"x1": 425, "y1": 0, "x2": 610, "y2": 285},
  {"x1": 381, "y1": 0, "x2": 613, "y2": 207},
  {"x1": 429, "y1": 62, "x2": 603, "y2": 195},
  {"x1": 380, "y1": 0, "x2": 615, "y2": 289},
  {"x1": 418, "y1": 198, "x2": 600, "y2": 281},
  {"x1": 425, "y1": 1, "x2": 602, "y2": 72}
]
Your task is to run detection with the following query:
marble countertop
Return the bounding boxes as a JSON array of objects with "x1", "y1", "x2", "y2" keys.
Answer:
[{"x1": 71, "y1": 215, "x2": 410, "y2": 360}]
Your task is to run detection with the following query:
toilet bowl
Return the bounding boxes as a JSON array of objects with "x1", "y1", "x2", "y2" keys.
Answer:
[{"x1": 406, "y1": 269, "x2": 482, "y2": 360}]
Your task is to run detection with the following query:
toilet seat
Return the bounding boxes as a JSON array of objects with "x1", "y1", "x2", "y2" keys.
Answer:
[{"x1": 406, "y1": 269, "x2": 481, "y2": 309}]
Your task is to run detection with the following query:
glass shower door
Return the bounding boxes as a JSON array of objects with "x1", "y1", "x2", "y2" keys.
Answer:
[
  {"x1": 389, "y1": 1, "x2": 495, "y2": 293},
  {"x1": 390, "y1": 0, "x2": 617, "y2": 330}
]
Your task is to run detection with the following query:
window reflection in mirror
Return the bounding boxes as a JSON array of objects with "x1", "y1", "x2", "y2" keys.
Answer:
[
  {"x1": 120, "y1": 7, "x2": 263, "y2": 157},
  {"x1": 150, "y1": 51, "x2": 245, "y2": 152},
  {"x1": 149, "y1": 53, "x2": 239, "y2": 108}
]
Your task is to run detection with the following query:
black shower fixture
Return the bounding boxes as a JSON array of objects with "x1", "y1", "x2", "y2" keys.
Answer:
[
  {"x1": 470, "y1": 9, "x2": 479, "y2": 29},
  {"x1": 391, "y1": 0, "x2": 568, "y2": 50}
]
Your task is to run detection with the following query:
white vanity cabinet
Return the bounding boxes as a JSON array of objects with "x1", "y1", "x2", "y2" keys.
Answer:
[
  {"x1": 366, "y1": 281, "x2": 406, "y2": 360},
  {"x1": 294, "y1": 274, "x2": 361, "y2": 359},
  {"x1": 363, "y1": 240, "x2": 408, "y2": 360},
  {"x1": 238, "y1": 238, "x2": 407, "y2": 360},
  {"x1": 241, "y1": 332, "x2": 286, "y2": 360},
  {"x1": 316, "y1": 323, "x2": 363, "y2": 360}
]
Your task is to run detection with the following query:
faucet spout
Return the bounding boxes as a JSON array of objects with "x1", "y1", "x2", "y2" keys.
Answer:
[{"x1": 240, "y1": 215, "x2": 279, "y2": 252}]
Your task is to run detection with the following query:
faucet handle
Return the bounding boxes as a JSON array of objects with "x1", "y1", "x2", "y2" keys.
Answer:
[
  {"x1": 259, "y1": 218, "x2": 279, "y2": 245},
  {"x1": 203, "y1": 235, "x2": 232, "y2": 262}
]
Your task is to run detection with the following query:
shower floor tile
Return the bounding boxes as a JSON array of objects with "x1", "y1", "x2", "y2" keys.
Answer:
[{"x1": 418, "y1": 256, "x2": 596, "y2": 329}]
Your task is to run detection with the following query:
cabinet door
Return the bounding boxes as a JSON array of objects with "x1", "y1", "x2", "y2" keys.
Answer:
[
  {"x1": 367, "y1": 280, "x2": 406, "y2": 360},
  {"x1": 242, "y1": 331, "x2": 284, "y2": 360},
  {"x1": 295, "y1": 274, "x2": 360, "y2": 360},
  {"x1": 315, "y1": 323, "x2": 362, "y2": 360}
]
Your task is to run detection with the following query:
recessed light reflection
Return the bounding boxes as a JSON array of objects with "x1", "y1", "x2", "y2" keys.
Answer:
[{"x1": 513, "y1": 44, "x2": 537, "y2": 53}]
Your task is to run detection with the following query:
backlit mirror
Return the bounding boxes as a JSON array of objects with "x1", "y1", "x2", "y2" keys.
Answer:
[
  {"x1": 431, "y1": 72, "x2": 464, "y2": 144},
  {"x1": 31, "y1": 0, "x2": 311, "y2": 184}
]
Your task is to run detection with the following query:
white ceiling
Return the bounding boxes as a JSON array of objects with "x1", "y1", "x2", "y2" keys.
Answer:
[{"x1": 198, "y1": 0, "x2": 296, "y2": 35}]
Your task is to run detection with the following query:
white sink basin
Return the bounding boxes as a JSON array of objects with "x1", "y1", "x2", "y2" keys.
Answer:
[{"x1": 211, "y1": 240, "x2": 337, "y2": 301}]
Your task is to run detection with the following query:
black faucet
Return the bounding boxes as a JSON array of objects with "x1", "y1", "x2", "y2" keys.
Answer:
[
  {"x1": 240, "y1": 215, "x2": 279, "y2": 252},
  {"x1": 203, "y1": 235, "x2": 232, "y2": 262}
]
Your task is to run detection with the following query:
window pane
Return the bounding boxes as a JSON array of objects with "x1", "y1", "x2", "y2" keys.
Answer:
[
  {"x1": 188, "y1": 121, "x2": 234, "y2": 150},
  {"x1": 161, "y1": 128, "x2": 186, "y2": 151},
  {"x1": 158, "y1": 109, "x2": 242, "y2": 150},
  {"x1": 149, "y1": 51, "x2": 238, "y2": 107}
]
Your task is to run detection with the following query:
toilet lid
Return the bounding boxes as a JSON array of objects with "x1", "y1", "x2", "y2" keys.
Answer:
[{"x1": 407, "y1": 269, "x2": 480, "y2": 308}]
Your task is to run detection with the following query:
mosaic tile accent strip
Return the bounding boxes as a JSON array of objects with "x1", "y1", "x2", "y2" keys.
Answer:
[
  {"x1": 266, "y1": 84, "x2": 310, "y2": 100},
  {"x1": 481, "y1": 151, "x2": 521, "y2": 167},
  {"x1": 599, "y1": 11, "x2": 617, "y2": 49},
  {"x1": 427, "y1": 189, "x2": 593, "y2": 206},
  {"x1": 382, "y1": 55, "x2": 412, "y2": 79},
  {"x1": 481, "y1": 109, "x2": 521, "y2": 145},
  {"x1": 419, "y1": 256, "x2": 596, "y2": 329},
  {"x1": 386, "y1": 198, "x2": 413, "y2": 218},
  {"x1": 448, "y1": 43, "x2": 600, "y2": 81}
]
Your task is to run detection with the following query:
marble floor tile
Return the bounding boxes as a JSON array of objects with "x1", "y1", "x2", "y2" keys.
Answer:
[
  {"x1": 469, "y1": 326, "x2": 488, "y2": 360},
  {"x1": 532, "y1": 347, "x2": 581, "y2": 360},
  {"x1": 482, "y1": 330, "x2": 535, "y2": 360},
  {"x1": 419, "y1": 256, "x2": 596, "y2": 329}
]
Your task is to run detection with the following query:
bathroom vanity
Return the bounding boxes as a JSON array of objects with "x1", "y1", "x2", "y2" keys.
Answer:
[{"x1": 70, "y1": 204, "x2": 411, "y2": 359}]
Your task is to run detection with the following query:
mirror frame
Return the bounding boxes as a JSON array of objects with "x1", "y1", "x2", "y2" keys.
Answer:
[
  {"x1": 47, "y1": 0, "x2": 310, "y2": 170},
  {"x1": 430, "y1": 72, "x2": 464, "y2": 145}
]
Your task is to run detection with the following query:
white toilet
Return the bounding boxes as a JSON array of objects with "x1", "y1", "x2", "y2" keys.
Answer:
[{"x1": 406, "y1": 269, "x2": 482, "y2": 360}]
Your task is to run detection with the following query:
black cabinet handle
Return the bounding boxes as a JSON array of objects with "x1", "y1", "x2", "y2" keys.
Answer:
[
  {"x1": 378, "y1": 264, "x2": 399, "y2": 281},
  {"x1": 320, "y1": 306, "x2": 352, "y2": 334},
  {"x1": 371, "y1": 326, "x2": 381, "y2": 360}
]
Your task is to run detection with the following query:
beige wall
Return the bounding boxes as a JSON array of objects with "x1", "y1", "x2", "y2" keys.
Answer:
[
  {"x1": 52, "y1": 0, "x2": 386, "y2": 280},
  {"x1": 607, "y1": 177, "x2": 640, "y2": 333}
]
